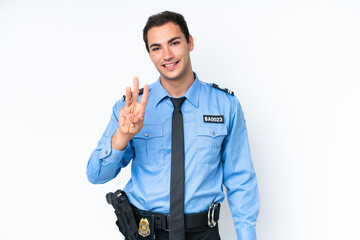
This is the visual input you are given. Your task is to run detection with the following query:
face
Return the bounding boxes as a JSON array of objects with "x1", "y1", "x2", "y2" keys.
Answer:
[{"x1": 147, "y1": 22, "x2": 194, "y2": 83}]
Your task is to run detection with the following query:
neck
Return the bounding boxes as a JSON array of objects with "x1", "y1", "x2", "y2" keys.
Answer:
[{"x1": 160, "y1": 69, "x2": 195, "y2": 98}]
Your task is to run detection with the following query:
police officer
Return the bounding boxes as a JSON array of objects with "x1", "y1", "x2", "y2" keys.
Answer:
[{"x1": 87, "y1": 11, "x2": 260, "y2": 240}]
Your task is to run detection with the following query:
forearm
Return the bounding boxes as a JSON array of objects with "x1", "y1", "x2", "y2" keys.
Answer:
[
  {"x1": 223, "y1": 98, "x2": 260, "y2": 239},
  {"x1": 87, "y1": 79, "x2": 148, "y2": 183},
  {"x1": 87, "y1": 137, "x2": 132, "y2": 184},
  {"x1": 225, "y1": 168, "x2": 259, "y2": 240},
  {"x1": 87, "y1": 100, "x2": 134, "y2": 184}
]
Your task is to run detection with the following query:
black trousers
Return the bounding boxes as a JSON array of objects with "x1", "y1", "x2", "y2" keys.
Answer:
[{"x1": 125, "y1": 225, "x2": 221, "y2": 240}]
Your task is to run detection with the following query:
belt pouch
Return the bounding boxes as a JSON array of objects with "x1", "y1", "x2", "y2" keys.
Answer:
[{"x1": 110, "y1": 191, "x2": 138, "y2": 240}]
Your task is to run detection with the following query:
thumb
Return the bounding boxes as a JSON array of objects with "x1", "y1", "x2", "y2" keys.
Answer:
[
  {"x1": 129, "y1": 113, "x2": 135, "y2": 121},
  {"x1": 137, "y1": 112, "x2": 144, "y2": 121}
]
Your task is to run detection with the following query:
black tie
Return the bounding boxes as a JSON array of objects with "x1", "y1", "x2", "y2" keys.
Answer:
[{"x1": 169, "y1": 97, "x2": 186, "y2": 240}]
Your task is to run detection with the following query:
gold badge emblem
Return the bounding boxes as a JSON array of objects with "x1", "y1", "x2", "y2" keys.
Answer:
[{"x1": 138, "y1": 218, "x2": 150, "y2": 237}]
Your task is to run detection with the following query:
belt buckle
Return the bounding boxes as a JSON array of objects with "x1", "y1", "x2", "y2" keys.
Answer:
[{"x1": 207, "y1": 202, "x2": 219, "y2": 228}]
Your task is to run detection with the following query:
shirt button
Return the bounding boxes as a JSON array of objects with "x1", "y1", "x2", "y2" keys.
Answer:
[
  {"x1": 145, "y1": 133, "x2": 149, "y2": 137},
  {"x1": 212, "y1": 131, "x2": 215, "y2": 136},
  {"x1": 105, "y1": 150, "x2": 108, "y2": 154}
]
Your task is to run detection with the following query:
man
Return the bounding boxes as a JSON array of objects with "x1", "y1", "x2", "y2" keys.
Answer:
[{"x1": 87, "y1": 11, "x2": 259, "y2": 240}]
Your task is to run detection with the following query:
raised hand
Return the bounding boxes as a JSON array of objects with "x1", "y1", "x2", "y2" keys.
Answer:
[{"x1": 111, "y1": 77, "x2": 149, "y2": 150}]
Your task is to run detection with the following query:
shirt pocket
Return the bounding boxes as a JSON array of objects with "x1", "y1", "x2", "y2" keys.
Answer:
[
  {"x1": 196, "y1": 124, "x2": 228, "y2": 164},
  {"x1": 132, "y1": 124, "x2": 165, "y2": 165}
]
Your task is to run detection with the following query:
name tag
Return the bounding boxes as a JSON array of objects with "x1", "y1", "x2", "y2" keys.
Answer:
[{"x1": 203, "y1": 115, "x2": 224, "y2": 123}]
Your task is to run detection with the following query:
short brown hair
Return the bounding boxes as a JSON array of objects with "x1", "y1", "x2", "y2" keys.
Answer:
[{"x1": 143, "y1": 11, "x2": 190, "y2": 52}]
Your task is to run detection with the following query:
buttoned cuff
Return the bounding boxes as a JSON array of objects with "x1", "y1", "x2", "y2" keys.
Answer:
[
  {"x1": 236, "y1": 223, "x2": 257, "y2": 240},
  {"x1": 99, "y1": 137, "x2": 126, "y2": 166}
]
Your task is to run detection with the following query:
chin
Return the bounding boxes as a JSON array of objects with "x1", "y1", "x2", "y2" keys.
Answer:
[{"x1": 161, "y1": 72, "x2": 182, "y2": 81}]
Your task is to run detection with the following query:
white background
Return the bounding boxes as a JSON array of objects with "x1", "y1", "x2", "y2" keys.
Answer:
[{"x1": 1, "y1": 0, "x2": 359, "y2": 239}]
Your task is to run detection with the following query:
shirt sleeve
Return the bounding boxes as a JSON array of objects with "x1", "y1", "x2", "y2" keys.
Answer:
[
  {"x1": 221, "y1": 97, "x2": 260, "y2": 240},
  {"x1": 86, "y1": 100, "x2": 134, "y2": 184}
]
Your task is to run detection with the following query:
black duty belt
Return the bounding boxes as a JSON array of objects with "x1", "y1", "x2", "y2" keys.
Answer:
[{"x1": 131, "y1": 203, "x2": 221, "y2": 231}]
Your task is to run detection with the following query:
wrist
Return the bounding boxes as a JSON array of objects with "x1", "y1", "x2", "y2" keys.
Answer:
[{"x1": 111, "y1": 129, "x2": 133, "y2": 151}]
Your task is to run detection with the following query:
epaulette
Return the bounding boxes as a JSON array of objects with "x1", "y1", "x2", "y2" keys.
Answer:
[
  {"x1": 122, "y1": 88, "x2": 144, "y2": 101},
  {"x1": 211, "y1": 83, "x2": 234, "y2": 95}
]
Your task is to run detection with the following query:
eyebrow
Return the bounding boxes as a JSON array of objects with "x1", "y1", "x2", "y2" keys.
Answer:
[{"x1": 149, "y1": 37, "x2": 181, "y2": 49}]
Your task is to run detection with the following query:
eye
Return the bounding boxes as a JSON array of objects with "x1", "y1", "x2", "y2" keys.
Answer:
[
  {"x1": 151, "y1": 47, "x2": 160, "y2": 52},
  {"x1": 171, "y1": 41, "x2": 180, "y2": 46}
]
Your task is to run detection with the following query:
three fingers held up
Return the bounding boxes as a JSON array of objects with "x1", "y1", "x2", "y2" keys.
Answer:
[{"x1": 123, "y1": 77, "x2": 149, "y2": 129}]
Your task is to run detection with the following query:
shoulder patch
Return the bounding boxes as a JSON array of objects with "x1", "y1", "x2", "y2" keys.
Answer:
[
  {"x1": 211, "y1": 83, "x2": 234, "y2": 95},
  {"x1": 122, "y1": 88, "x2": 144, "y2": 101}
]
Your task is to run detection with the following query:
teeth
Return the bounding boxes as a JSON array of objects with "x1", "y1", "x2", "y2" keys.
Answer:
[{"x1": 164, "y1": 62, "x2": 176, "y2": 67}]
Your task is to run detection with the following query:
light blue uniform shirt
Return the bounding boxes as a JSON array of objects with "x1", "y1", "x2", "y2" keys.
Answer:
[{"x1": 87, "y1": 73, "x2": 260, "y2": 239}]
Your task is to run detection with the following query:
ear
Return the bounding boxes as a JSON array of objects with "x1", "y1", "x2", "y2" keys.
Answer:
[{"x1": 188, "y1": 34, "x2": 194, "y2": 52}]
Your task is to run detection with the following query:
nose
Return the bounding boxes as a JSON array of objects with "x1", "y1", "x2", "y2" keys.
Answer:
[{"x1": 162, "y1": 46, "x2": 174, "y2": 61}]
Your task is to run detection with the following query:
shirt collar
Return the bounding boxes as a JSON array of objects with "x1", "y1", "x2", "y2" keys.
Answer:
[
  {"x1": 148, "y1": 72, "x2": 201, "y2": 109},
  {"x1": 147, "y1": 80, "x2": 169, "y2": 109},
  {"x1": 184, "y1": 72, "x2": 200, "y2": 108}
]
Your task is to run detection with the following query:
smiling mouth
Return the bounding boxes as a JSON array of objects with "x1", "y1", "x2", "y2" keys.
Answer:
[{"x1": 162, "y1": 61, "x2": 180, "y2": 69}]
